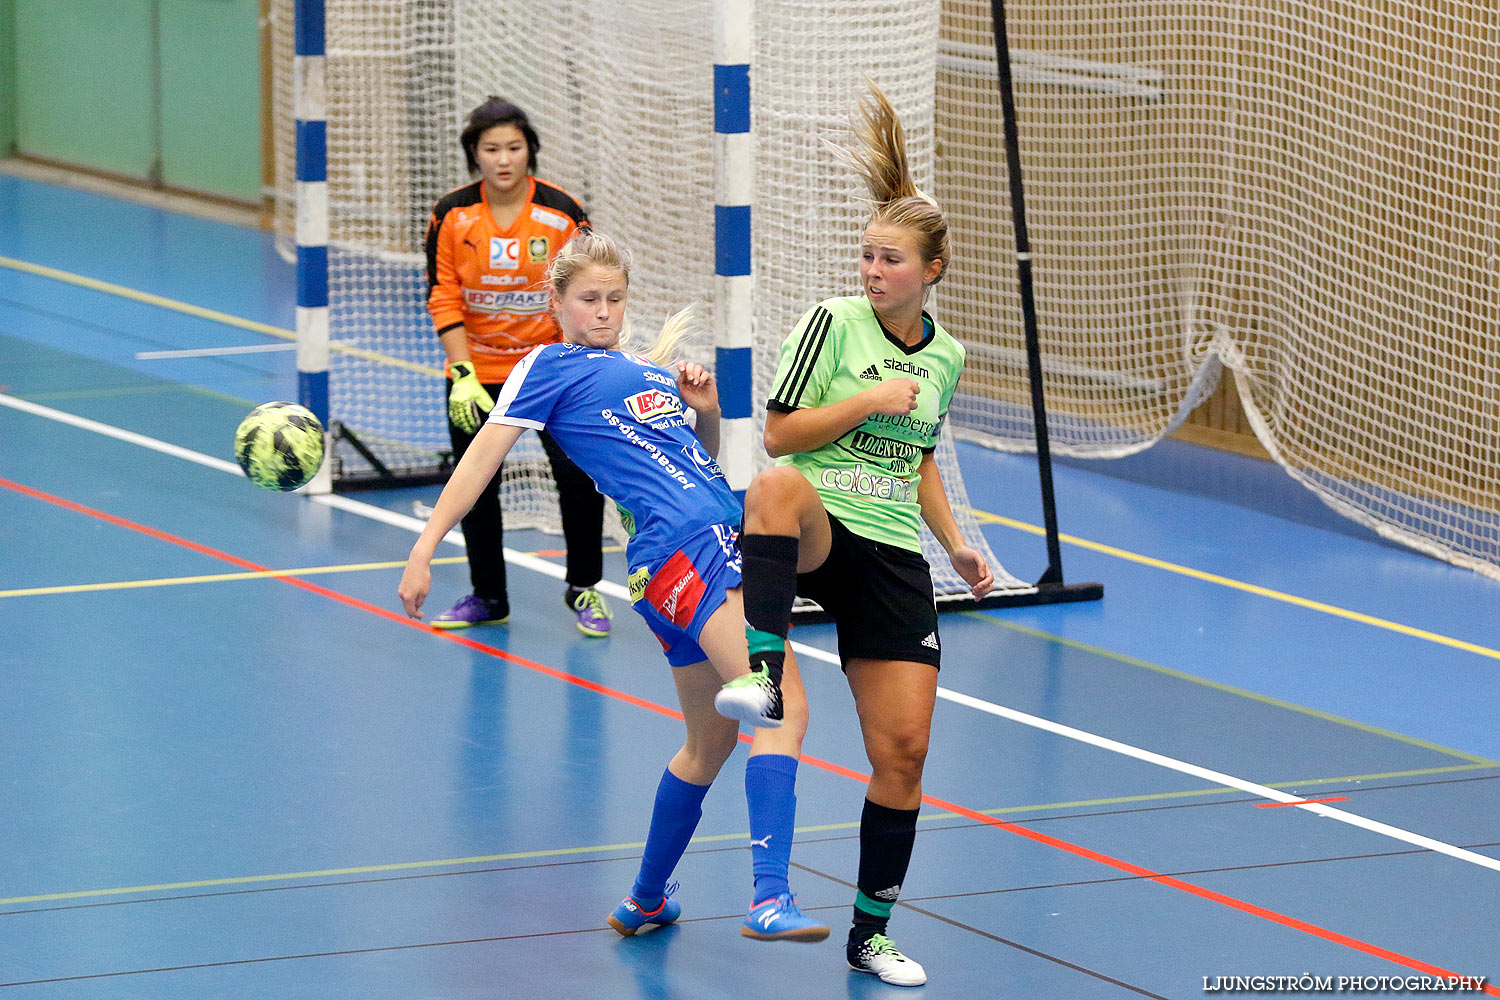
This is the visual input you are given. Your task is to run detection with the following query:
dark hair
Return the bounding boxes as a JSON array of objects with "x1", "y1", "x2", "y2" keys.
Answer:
[{"x1": 460, "y1": 96, "x2": 539, "y2": 175}]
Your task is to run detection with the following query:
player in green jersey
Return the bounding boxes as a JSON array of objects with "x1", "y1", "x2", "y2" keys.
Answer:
[{"x1": 728, "y1": 84, "x2": 994, "y2": 987}]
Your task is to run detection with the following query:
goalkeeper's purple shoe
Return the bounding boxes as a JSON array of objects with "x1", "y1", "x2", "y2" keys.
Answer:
[{"x1": 431, "y1": 593, "x2": 509, "y2": 629}]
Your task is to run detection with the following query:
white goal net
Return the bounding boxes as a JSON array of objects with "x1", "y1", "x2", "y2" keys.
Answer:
[
  {"x1": 268, "y1": 0, "x2": 1036, "y2": 599},
  {"x1": 936, "y1": 1, "x2": 1499, "y2": 580},
  {"x1": 272, "y1": 0, "x2": 1499, "y2": 585}
]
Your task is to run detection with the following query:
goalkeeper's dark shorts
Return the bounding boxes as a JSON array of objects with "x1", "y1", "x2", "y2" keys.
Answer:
[{"x1": 796, "y1": 513, "x2": 941, "y2": 670}]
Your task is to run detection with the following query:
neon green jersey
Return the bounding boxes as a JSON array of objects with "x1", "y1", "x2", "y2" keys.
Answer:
[{"x1": 767, "y1": 295, "x2": 965, "y2": 552}]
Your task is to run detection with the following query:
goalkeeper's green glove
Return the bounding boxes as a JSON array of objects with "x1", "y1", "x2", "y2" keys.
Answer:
[{"x1": 447, "y1": 361, "x2": 494, "y2": 434}]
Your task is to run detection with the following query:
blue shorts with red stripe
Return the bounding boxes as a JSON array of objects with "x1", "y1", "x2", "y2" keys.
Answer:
[{"x1": 628, "y1": 522, "x2": 743, "y2": 667}]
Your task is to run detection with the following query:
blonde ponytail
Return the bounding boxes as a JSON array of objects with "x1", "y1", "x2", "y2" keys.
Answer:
[
  {"x1": 635, "y1": 306, "x2": 696, "y2": 368},
  {"x1": 846, "y1": 81, "x2": 950, "y2": 284},
  {"x1": 849, "y1": 84, "x2": 921, "y2": 205}
]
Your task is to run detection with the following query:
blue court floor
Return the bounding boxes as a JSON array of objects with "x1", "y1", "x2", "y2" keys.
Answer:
[{"x1": 2, "y1": 171, "x2": 1498, "y2": 999}]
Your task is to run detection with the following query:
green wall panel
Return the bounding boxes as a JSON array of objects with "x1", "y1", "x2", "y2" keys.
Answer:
[
  {"x1": 13, "y1": 0, "x2": 155, "y2": 179},
  {"x1": 1, "y1": 0, "x2": 16, "y2": 154},
  {"x1": 8, "y1": 0, "x2": 261, "y2": 203},
  {"x1": 160, "y1": 0, "x2": 261, "y2": 201}
]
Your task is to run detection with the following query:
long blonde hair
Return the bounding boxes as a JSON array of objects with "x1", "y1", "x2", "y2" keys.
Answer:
[
  {"x1": 547, "y1": 228, "x2": 695, "y2": 366},
  {"x1": 845, "y1": 82, "x2": 950, "y2": 284}
]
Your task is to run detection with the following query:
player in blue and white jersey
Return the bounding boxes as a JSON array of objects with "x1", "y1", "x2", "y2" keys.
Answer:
[{"x1": 399, "y1": 229, "x2": 827, "y2": 942}]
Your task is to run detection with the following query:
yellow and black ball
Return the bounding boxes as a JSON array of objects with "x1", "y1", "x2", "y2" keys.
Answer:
[{"x1": 234, "y1": 402, "x2": 325, "y2": 492}]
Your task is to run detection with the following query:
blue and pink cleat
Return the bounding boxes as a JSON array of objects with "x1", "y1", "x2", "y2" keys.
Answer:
[
  {"x1": 607, "y1": 894, "x2": 680, "y2": 936},
  {"x1": 740, "y1": 892, "x2": 829, "y2": 942}
]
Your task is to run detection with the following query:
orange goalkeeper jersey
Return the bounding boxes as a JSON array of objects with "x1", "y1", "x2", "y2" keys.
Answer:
[{"x1": 425, "y1": 177, "x2": 588, "y2": 383}]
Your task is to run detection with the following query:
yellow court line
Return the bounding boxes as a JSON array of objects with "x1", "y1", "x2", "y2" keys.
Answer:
[
  {"x1": 5, "y1": 250, "x2": 1489, "y2": 661},
  {"x1": 0, "y1": 557, "x2": 468, "y2": 599},
  {"x1": 800, "y1": 766, "x2": 1500, "y2": 832},
  {"x1": 967, "y1": 614, "x2": 1498, "y2": 766},
  {"x1": 0, "y1": 842, "x2": 654, "y2": 906},
  {"x1": 970, "y1": 507, "x2": 1500, "y2": 663},
  {"x1": 936, "y1": 763, "x2": 1498, "y2": 819},
  {"x1": 0, "y1": 254, "x2": 443, "y2": 378},
  {"x1": 15, "y1": 381, "x2": 265, "y2": 413},
  {"x1": 0, "y1": 543, "x2": 628, "y2": 599},
  {"x1": 16, "y1": 246, "x2": 1486, "y2": 663},
  {"x1": 5, "y1": 762, "x2": 1490, "y2": 908}
]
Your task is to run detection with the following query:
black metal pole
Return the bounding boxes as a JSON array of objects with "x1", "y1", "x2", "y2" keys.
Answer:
[{"x1": 990, "y1": 0, "x2": 1065, "y2": 586}]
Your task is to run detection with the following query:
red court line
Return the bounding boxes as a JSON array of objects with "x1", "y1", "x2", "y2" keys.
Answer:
[
  {"x1": 7, "y1": 474, "x2": 1495, "y2": 994},
  {"x1": 1257, "y1": 797, "x2": 1351, "y2": 809},
  {"x1": 918, "y1": 791, "x2": 1495, "y2": 990},
  {"x1": 0, "y1": 475, "x2": 683, "y2": 725}
]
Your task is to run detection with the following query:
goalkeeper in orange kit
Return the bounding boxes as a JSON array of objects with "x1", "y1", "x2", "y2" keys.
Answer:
[{"x1": 423, "y1": 96, "x2": 610, "y2": 634}]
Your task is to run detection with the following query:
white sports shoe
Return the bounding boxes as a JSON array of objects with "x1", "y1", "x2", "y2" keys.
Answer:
[
  {"x1": 848, "y1": 932, "x2": 927, "y2": 987},
  {"x1": 713, "y1": 666, "x2": 784, "y2": 728}
]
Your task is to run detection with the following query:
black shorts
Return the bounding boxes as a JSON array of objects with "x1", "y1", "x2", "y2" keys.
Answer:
[{"x1": 796, "y1": 514, "x2": 941, "y2": 669}]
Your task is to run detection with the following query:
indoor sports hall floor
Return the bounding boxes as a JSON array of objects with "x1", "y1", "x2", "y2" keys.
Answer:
[{"x1": 2, "y1": 171, "x2": 1497, "y2": 999}]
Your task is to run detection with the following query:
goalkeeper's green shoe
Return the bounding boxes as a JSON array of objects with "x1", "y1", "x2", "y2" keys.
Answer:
[{"x1": 567, "y1": 586, "x2": 612, "y2": 637}]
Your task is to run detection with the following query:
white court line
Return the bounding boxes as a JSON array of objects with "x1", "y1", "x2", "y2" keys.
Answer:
[
  {"x1": 934, "y1": 688, "x2": 1500, "y2": 873},
  {"x1": 137, "y1": 344, "x2": 298, "y2": 359},
  {"x1": 1, "y1": 393, "x2": 245, "y2": 475},
  {"x1": 5, "y1": 391, "x2": 1498, "y2": 875}
]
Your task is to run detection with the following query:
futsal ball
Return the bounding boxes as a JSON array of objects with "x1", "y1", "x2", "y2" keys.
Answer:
[{"x1": 234, "y1": 401, "x2": 325, "y2": 491}]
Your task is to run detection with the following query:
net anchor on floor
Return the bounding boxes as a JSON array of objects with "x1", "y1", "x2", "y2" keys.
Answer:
[{"x1": 983, "y1": 0, "x2": 1103, "y2": 610}]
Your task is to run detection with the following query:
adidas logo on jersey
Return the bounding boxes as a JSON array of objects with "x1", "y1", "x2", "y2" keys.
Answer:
[
  {"x1": 874, "y1": 884, "x2": 902, "y2": 901},
  {"x1": 920, "y1": 632, "x2": 940, "y2": 650},
  {"x1": 859, "y1": 364, "x2": 881, "y2": 380}
]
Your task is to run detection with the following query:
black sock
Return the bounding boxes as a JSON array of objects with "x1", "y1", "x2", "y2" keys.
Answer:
[
  {"x1": 740, "y1": 533, "x2": 799, "y2": 685},
  {"x1": 848, "y1": 798, "x2": 919, "y2": 945}
]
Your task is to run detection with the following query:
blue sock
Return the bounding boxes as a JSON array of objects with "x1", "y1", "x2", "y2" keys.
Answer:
[
  {"x1": 631, "y1": 768, "x2": 710, "y2": 907},
  {"x1": 746, "y1": 753, "x2": 798, "y2": 903}
]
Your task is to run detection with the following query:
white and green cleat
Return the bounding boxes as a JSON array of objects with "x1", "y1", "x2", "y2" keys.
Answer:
[
  {"x1": 714, "y1": 666, "x2": 783, "y2": 728},
  {"x1": 848, "y1": 933, "x2": 927, "y2": 987}
]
